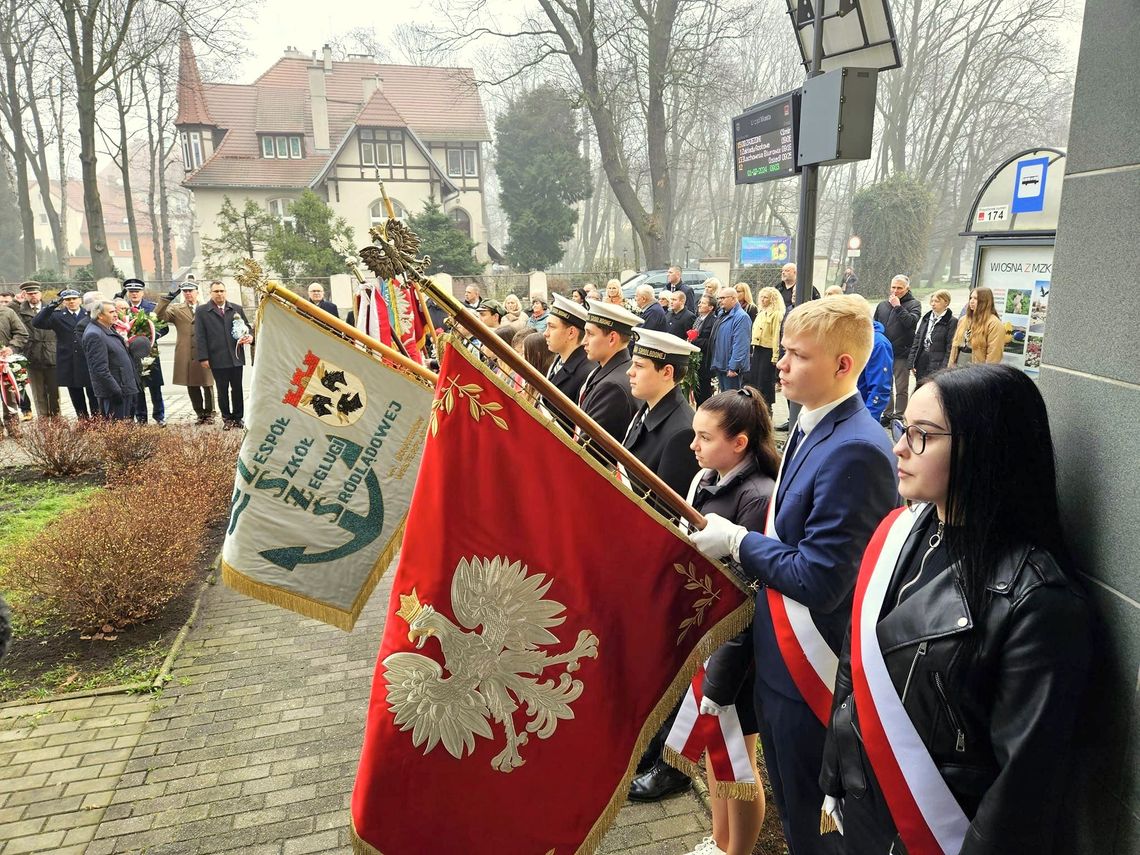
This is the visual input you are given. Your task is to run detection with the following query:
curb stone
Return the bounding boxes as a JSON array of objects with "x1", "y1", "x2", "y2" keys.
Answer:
[{"x1": 0, "y1": 575, "x2": 212, "y2": 709}]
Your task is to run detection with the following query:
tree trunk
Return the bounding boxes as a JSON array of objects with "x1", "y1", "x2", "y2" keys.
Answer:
[
  {"x1": 143, "y1": 67, "x2": 162, "y2": 282},
  {"x1": 156, "y1": 64, "x2": 173, "y2": 279},
  {"x1": 113, "y1": 76, "x2": 145, "y2": 278},
  {"x1": 52, "y1": 77, "x2": 69, "y2": 267},
  {"x1": 0, "y1": 31, "x2": 36, "y2": 275}
]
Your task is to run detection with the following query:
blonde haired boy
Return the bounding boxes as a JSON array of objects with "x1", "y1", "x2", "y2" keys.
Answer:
[{"x1": 690, "y1": 293, "x2": 898, "y2": 855}]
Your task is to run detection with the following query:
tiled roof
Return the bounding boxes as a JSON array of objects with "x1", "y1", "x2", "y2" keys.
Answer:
[
  {"x1": 175, "y1": 33, "x2": 215, "y2": 126},
  {"x1": 255, "y1": 88, "x2": 307, "y2": 133},
  {"x1": 354, "y1": 88, "x2": 408, "y2": 128},
  {"x1": 179, "y1": 50, "x2": 490, "y2": 189}
]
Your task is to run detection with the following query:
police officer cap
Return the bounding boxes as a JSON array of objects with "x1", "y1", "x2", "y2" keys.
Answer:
[
  {"x1": 59, "y1": 289, "x2": 81, "y2": 299},
  {"x1": 179, "y1": 281, "x2": 198, "y2": 291},
  {"x1": 630, "y1": 327, "x2": 700, "y2": 368},
  {"x1": 123, "y1": 278, "x2": 146, "y2": 291},
  {"x1": 549, "y1": 293, "x2": 588, "y2": 329},
  {"x1": 583, "y1": 298, "x2": 643, "y2": 336},
  {"x1": 476, "y1": 299, "x2": 505, "y2": 318}
]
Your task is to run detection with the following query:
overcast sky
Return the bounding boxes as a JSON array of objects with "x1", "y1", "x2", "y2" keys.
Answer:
[{"x1": 232, "y1": 0, "x2": 1085, "y2": 85}]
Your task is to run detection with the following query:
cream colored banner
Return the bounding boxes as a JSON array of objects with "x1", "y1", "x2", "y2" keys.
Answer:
[{"x1": 221, "y1": 297, "x2": 436, "y2": 629}]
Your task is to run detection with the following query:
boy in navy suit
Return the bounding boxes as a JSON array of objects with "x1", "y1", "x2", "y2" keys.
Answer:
[{"x1": 691, "y1": 295, "x2": 898, "y2": 855}]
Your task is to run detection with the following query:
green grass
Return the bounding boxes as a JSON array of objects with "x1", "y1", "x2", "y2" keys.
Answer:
[
  {"x1": 0, "y1": 478, "x2": 100, "y2": 554},
  {"x1": 0, "y1": 477, "x2": 102, "y2": 638}
]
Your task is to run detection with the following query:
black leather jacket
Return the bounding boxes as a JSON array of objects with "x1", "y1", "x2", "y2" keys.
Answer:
[{"x1": 821, "y1": 505, "x2": 1091, "y2": 854}]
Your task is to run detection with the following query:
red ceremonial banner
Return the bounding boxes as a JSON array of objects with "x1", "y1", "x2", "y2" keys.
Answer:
[{"x1": 352, "y1": 340, "x2": 753, "y2": 855}]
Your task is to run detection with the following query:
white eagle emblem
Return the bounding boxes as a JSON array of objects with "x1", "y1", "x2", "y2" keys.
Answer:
[{"x1": 383, "y1": 556, "x2": 600, "y2": 773}]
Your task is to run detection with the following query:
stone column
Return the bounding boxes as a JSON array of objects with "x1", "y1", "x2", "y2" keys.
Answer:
[{"x1": 1040, "y1": 1, "x2": 1140, "y2": 850}]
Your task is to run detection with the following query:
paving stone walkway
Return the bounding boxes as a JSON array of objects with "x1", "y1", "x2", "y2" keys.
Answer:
[{"x1": 1, "y1": 564, "x2": 711, "y2": 855}]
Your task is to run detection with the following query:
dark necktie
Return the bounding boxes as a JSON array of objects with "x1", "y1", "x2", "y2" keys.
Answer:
[
  {"x1": 215, "y1": 305, "x2": 225, "y2": 318},
  {"x1": 784, "y1": 424, "x2": 805, "y2": 463}
]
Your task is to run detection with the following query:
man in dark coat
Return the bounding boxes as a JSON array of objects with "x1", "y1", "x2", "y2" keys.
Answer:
[
  {"x1": 872, "y1": 274, "x2": 922, "y2": 423},
  {"x1": 307, "y1": 282, "x2": 340, "y2": 318},
  {"x1": 663, "y1": 291, "x2": 695, "y2": 339},
  {"x1": 81, "y1": 300, "x2": 139, "y2": 420},
  {"x1": 692, "y1": 294, "x2": 720, "y2": 406},
  {"x1": 195, "y1": 280, "x2": 254, "y2": 430},
  {"x1": 578, "y1": 299, "x2": 642, "y2": 441},
  {"x1": 122, "y1": 279, "x2": 168, "y2": 424},
  {"x1": 33, "y1": 288, "x2": 97, "y2": 418},
  {"x1": 632, "y1": 284, "x2": 668, "y2": 334},
  {"x1": 662, "y1": 265, "x2": 696, "y2": 314},
  {"x1": 15, "y1": 283, "x2": 59, "y2": 417},
  {"x1": 541, "y1": 294, "x2": 594, "y2": 431}
]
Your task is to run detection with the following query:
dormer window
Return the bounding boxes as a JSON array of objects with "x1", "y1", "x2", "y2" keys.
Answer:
[
  {"x1": 261, "y1": 135, "x2": 303, "y2": 159},
  {"x1": 180, "y1": 131, "x2": 203, "y2": 171}
]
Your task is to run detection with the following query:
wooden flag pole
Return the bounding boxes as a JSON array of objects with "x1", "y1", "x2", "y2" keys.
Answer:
[
  {"x1": 419, "y1": 277, "x2": 706, "y2": 531},
  {"x1": 266, "y1": 282, "x2": 438, "y2": 386}
]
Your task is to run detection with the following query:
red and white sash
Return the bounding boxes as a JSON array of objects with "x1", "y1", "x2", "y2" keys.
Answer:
[
  {"x1": 663, "y1": 662, "x2": 758, "y2": 799},
  {"x1": 664, "y1": 469, "x2": 757, "y2": 799},
  {"x1": 851, "y1": 506, "x2": 970, "y2": 855},
  {"x1": 763, "y1": 440, "x2": 838, "y2": 725}
]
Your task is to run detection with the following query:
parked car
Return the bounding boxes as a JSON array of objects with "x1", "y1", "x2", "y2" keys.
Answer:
[{"x1": 621, "y1": 269, "x2": 715, "y2": 301}]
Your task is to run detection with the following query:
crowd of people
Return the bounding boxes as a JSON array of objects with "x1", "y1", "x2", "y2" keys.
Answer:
[
  {"x1": 0, "y1": 278, "x2": 252, "y2": 435},
  {"x1": 2, "y1": 267, "x2": 1091, "y2": 854},
  {"x1": 454, "y1": 272, "x2": 1090, "y2": 855}
]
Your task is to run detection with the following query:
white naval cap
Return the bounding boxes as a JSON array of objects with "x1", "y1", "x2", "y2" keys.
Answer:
[
  {"x1": 630, "y1": 327, "x2": 701, "y2": 367},
  {"x1": 584, "y1": 298, "x2": 644, "y2": 335},
  {"x1": 550, "y1": 293, "x2": 589, "y2": 329}
]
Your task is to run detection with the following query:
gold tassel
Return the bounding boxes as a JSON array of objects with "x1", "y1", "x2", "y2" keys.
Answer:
[
  {"x1": 661, "y1": 744, "x2": 703, "y2": 780},
  {"x1": 715, "y1": 779, "x2": 760, "y2": 802},
  {"x1": 820, "y1": 809, "x2": 840, "y2": 835}
]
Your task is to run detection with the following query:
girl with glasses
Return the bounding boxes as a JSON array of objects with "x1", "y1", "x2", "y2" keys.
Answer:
[{"x1": 820, "y1": 365, "x2": 1091, "y2": 853}]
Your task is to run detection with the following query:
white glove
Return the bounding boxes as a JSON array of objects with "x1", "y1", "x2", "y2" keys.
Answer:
[
  {"x1": 688, "y1": 513, "x2": 747, "y2": 562},
  {"x1": 822, "y1": 795, "x2": 844, "y2": 836},
  {"x1": 699, "y1": 696, "x2": 728, "y2": 717}
]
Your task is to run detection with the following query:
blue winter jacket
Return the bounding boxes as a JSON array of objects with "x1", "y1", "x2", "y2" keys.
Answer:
[
  {"x1": 711, "y1": 304, "x2": 751, "y2": 374},
  {"x1": 858, "y1": 320, "x2": 894, "y2": 420}
]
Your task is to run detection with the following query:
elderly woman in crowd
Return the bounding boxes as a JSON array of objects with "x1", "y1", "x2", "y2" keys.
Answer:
[{"x1": 909, "y1": 288, "x2": 955, "y2": 382}]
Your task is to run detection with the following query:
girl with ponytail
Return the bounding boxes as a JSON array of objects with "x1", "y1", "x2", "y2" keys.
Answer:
[{"x1": 672, "y1": 386, "x2": 778, "y2": 855}]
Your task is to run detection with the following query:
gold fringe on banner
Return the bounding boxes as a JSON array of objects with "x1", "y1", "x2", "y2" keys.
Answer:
[
  {"x1": 221, "y1": 520, "x2": 405, "y2": 632},
  {"x1": 716, "y1": 779, "x2": 760, "y2": 802}
]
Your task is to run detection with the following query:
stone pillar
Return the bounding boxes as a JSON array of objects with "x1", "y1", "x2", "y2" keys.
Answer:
[
  {"x1": 528, "y1": 271, "x2": 548, "y2": 301},
  {"x1": 700, "y1": 257, "x2": 731, "y2": 285},
  {"x1": 1040, "y1": 2, "x2": 1140, "y2": 850},
  {"x1": 328, "y1": 273, "x2": 352, "y2": 314}
]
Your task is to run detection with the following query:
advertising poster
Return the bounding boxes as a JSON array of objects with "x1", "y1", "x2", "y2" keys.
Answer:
[
  {"x1": 975, "y1": 243, "x2": 1054, "y2": 376},
  {"x1": 739, "y1": 236, "x2": 793, "y2": 266}
]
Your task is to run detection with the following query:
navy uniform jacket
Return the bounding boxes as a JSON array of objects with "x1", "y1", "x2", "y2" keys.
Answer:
[
  {"x1": 195, "y1": 301, "x2": 252, "y2": 369},
  {"x1": 578, "y1": 349, "x2": 636, "y2": 441},
  {"x1": 81, "y1": 322, "x2": 140, "y2": 401},
  {"x1": 33, "y1": 305, "x2": 89, "y2": 387},
  {"x1": 738, "y1": 393, "x2": 897, "y2": 702},
  {"x1": 543, "y1": 346, "x2": 593, "y2": 430},
  {"x1": 622, "y1": 385, "x2": 700, "y2": 497}
]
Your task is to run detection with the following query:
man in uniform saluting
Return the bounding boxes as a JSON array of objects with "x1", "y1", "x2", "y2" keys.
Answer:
[{"x1": 577, "y1": 299, "x2": 642, "y2": 441}]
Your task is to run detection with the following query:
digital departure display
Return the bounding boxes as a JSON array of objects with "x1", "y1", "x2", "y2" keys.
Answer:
[{"x1": 732, "y1": 91, "x2": 800, "y2": 184}]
